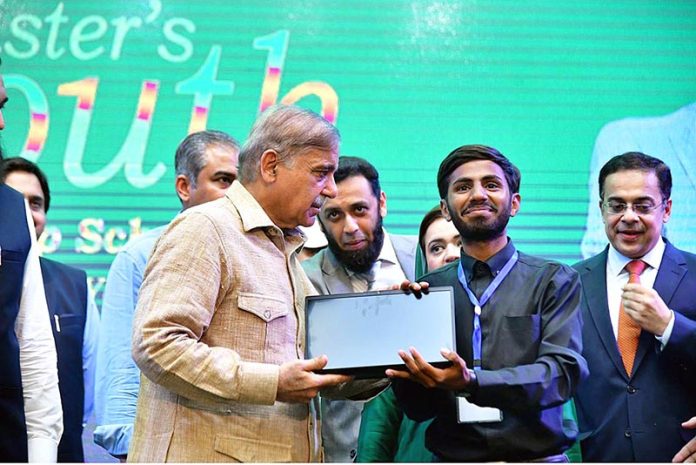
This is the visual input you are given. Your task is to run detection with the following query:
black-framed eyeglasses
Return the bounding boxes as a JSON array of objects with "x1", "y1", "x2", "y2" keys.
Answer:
[{"x1": 602, "y1": 199, "x2": 665, "y2": 216}]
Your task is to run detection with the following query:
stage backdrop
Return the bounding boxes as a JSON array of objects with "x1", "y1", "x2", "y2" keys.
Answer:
[{"x1": 2, "y1": 0, "x2": 696, "y2": 303}]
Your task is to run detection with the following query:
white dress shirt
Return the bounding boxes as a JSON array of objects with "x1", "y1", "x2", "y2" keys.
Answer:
[
  {"x1": 16, "y1": 200, "x2": 63, "y2": 462},
  {"x1": 606, "y1": 238, "x2": 675, "y2": 348}
]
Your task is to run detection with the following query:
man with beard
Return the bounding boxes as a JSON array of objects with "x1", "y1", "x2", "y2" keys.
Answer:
[
  {"x1": 303, "y1": 156, "x2": 417, "y2": 462},
  {"x1": 388, "y1": 144, "x2": 587, "y2": 462}
]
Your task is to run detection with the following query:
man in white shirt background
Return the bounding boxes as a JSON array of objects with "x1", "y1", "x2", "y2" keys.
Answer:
[
  {"x1": 0, "y1": 70, "x2": 63, "y2": 463},
  {"x1": 1, "y1": 156, "x2": 99, "y2": 462}
]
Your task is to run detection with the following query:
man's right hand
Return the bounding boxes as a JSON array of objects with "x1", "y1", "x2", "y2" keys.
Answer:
[
  {"x1": 390, "y1": 280, "x2": 430, "y2": 297},
  {"x1": 673, "y1": 416, "x2": 696, "y2": 463},
  {"x1": 386, "y1": 347, "x2": 471, "y2": 391},
  {"x1": 277, "y1": 355, "x2": 352, "y2": 403}
]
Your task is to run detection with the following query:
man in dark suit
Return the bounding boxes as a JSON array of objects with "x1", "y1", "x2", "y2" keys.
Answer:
[
  {"x1": 574, "y1": 152, "x2": 696, "y2": 461},
  {"x1": 1, "y1": 71, "x2": 63, "y2": 462},
  {"x1": 1, "y1": 157, "x2": 98, "y2": 462}
]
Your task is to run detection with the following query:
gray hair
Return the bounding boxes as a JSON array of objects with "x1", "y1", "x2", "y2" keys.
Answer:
[
  {"x1": 175, "y1": 130, "x2": 240, "y2": 187},
  {"x1": 238, "y1": 105, "x2": 340, "y2": 183}
]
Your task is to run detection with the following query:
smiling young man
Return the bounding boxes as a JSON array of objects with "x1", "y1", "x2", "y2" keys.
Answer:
[
  {"x1": 302, "y1": 156, "x2": 417, "y2": 462},
  {"x1": 387, "y1": 144, "x2": 587, "y2": 462},
  {"x1": 572, "y1": 152, "x2": 696, "y2": 462}
]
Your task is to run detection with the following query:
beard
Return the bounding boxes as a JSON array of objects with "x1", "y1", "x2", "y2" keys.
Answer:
[
  {"x1": 324, "y1": 215, "x2": 385, "y2": 274},
  {"x1": 447, "y1": 198, "x2": 511, "y2": 242}
]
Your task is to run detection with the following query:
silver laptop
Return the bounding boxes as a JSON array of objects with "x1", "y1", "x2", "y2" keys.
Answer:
[{"x1": 305, "y1": 286, "x2": 456, "y2": 378}]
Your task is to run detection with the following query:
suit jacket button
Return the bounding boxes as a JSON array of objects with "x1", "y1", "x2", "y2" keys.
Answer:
[
  {"x1": 624, "y1": 430, "x2": 632, "y2": 438},
  {"x1": 627, "y1": 385, "x2": 636, "y2": 394}
]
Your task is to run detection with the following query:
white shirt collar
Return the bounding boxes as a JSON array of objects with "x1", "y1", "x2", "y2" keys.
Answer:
[
  {"x1": 377, "y1": 229, "x2": 398, "y2": 265},
  {"x1": 607, "y1": 237, "x2": 666, "y2": 277}
]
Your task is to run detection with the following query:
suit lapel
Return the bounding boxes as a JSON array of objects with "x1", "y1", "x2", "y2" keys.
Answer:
[
  {"x1": 580, "y1": 251, "x2": 630, "y2": 381},
  {"x1": 391, "y1": 234, "x2": 416, "y2": 282},
  {"x1": 633, "y1": 241, "x2": 687, "y2": 372},
  {"x1": 652, "y1": 242, "x2": 687, "y2": 306},
  {"x1": 320, "y1": 250, "x2": 354, "y2": 294}
]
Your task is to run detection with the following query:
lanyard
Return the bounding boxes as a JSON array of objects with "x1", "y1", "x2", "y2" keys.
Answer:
[{"x1": 457, "y1": 251, "x2": 518, "y2": 370}]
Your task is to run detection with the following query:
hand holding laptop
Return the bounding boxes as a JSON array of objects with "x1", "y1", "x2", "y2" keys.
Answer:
[
  {"x1": 277, "y1": 355, "x2": 353, "y2": 403},
  {"x1": 389, "y1": 279, "x2": 430, "y2": 297},
  {"x1": 385, "y1": 347, "x2": 472, "y2": 391}
]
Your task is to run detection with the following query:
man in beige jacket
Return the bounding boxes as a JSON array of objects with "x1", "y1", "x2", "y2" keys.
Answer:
[{"x1": 128, "y1": 105, "x2": 351, "y2": 462}]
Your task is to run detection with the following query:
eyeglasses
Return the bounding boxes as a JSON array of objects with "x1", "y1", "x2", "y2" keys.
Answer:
[{"x1": 602, "y1": 200, "x2": 664, "y2": 216}]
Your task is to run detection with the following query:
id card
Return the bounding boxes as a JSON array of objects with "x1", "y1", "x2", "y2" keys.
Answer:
[{"x1": 456, "y1": 396, "x2": 503, "y2": 423}]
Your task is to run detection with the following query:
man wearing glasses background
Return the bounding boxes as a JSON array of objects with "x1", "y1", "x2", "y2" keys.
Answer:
[{"x1": 573, "y1": 152, "x2": 696, "y2": 461}]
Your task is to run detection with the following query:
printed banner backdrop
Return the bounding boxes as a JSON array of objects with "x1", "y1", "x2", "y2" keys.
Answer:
[{"x1": 2, "y1": 0, "x2": 696, "y2": 303}]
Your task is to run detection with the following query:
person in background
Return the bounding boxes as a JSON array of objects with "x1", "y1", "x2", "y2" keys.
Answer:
[
  {"x1": 302, "y1": 155, "x2": 417, "y2": 462},
  {"x1": 573, "y1": 152, "x2": 696, "y2": 461},
  {"x1": 0, "y1": 69, "x2": 63, "y2": 462},
  {"x1": 94, "y1": 130, "x2": 240, "y2": 460},
  {"x1": 357, "y1": 205, "x2": 459, "y2": 462},
  {"x1": 416, "y1": 206, "x2": 462, "y2": 273},
  {"x1": 1, "y1": 157, "x2": 99, "y2": 463}
]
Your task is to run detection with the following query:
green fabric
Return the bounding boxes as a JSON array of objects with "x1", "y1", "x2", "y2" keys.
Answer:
[
  {"x1": 563, "y1": 399, "x2": 583, "y2": 462},
  {"x1": 414, "y1": 244, "x2": 428, "y2": 279},
  {"x1": 357, "y1": 387, "x2": 434, "y2": 462}
]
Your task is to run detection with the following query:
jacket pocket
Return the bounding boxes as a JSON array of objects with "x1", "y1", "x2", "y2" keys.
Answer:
[
  {"x1": 237, "y1": 292, "x2": 289, "y2": 322},
  {"x1": 214, "y1": 435, "x2": 292, "y2": 462}
]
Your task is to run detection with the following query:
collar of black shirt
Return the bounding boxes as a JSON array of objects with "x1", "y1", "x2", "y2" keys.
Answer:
[{"x1": 460, "y1": 237, "x2": 516, "y2": 283}]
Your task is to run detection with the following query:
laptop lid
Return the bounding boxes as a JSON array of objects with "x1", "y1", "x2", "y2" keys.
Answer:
[{"x1": 305, "y1": 286, "x2": 456, "y2": 378}]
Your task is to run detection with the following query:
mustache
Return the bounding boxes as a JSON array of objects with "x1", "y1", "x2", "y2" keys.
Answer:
[
  {"x1": 462, "y1": 201, "x2": 498, "y2": 214},
  {"x1": 312, "y1": 198, "x2": 325, "y2": 209},
  {"x1": 343, "y1": 235, "x2": 367, "y2": 243}
]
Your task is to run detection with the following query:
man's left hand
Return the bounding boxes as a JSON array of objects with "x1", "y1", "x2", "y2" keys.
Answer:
[
  {"x1": 386, "y1": 347, "x2": 471, "y2": 391},
  {"x1": 622, "y1": 283, "x2": 672, "y2": 336}
]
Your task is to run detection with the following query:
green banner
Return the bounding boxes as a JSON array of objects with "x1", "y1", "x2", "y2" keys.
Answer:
[{"x1": 2, "y1": 1, "x2": 696, "y2": 302}]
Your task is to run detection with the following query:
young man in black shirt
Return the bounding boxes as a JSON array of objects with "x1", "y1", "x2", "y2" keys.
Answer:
[{"x1": 388, "y1": 144, "x2": 588, "y2": 462}]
